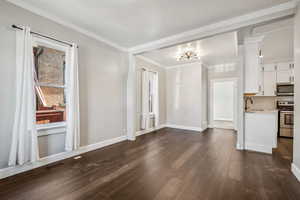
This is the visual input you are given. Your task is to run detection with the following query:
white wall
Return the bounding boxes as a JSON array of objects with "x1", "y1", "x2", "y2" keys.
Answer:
[
  {"x1": 202, "y1": 67, "x2": 208, "y2": 129},
  {"x1": 293, "y1": 4, "x2": 300, "y2": 175},
  {"x1": 166, "y1": 63, "x2": 206, "y2": 130},
  {"x1": 253, "y1": 20, "x2": 294, "y2": 64},
  {"x1": 135, "y1": 57, "x2": 166, "y2": 131},
  {"x1": 0, "y1": 1, "x2": 128, "y2": 169}
]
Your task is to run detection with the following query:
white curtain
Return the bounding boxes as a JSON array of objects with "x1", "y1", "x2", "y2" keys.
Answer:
[
  {"x1": 141, "y1": 70, "x2": 149, "y2": 130},
  {"x1": 151, "y1": 72, "x2": 159, "y2": 127},
  {"x1": 140, "y1": 70, "x2": 159, "y2": 130},
  {"x1": 9, "y1": 27, "x2": 39, "y2": 166},
  {"x1": 65, "y1": 44, "x2": 80, "y2": 151}
]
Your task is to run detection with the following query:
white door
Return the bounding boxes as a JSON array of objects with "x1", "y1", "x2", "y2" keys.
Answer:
[{"x1": 263, "y1": 71, "x2": 276, "y2": 96}]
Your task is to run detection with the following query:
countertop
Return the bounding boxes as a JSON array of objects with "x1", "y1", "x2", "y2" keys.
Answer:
[{"x1": 245, "y1": 110, "x2": 278, "y2": 114}]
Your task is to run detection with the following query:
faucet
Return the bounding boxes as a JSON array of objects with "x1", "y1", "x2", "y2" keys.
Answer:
[{"x1": 245, "y1": 96, "x2": 254, "y2": 112}]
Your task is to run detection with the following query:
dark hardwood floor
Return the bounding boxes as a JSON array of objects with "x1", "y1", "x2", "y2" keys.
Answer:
[{"x1": 0, "y1": 128, "x2": 300, "y2": 200}]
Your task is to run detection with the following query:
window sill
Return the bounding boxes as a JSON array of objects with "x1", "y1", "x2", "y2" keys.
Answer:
[{"x1": 37, "y1": 122, "x2": 66, "y2": 137}]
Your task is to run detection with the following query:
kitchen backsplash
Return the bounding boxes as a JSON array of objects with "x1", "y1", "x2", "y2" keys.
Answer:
[{"x1": 246, "y1": 96, "x2": 294, "y2": 111}]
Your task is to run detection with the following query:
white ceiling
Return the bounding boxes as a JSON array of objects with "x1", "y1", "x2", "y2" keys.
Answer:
[
  {"x1": 141, "y1": 32, "x2": 239, "y2": 67},
  {"x1": 8, "y1": 0, "x2": 290, "y2": 48}
]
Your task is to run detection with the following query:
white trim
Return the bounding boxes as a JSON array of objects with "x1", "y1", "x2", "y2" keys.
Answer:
[
  {"x1": 165, "y1": 124, "x2": 203, "y2": 132},
  {"x1": 36, "y1": 122, "x2": 66, "y2": 131},
  {"x1": 136, "y1": 55, "x2": 165, "y2": 68},
  {"x1": 245, "y1": 142, "x2": 272, "y2": 154},
  {"x1": 214, "y1": 118, "x2": 234, "y2": 121},
  {"x1": 236, "y1": 142, "x2": 244, "y2": 150},
  {"x1": 7, "y1": 0, "x2": 128, "y2": 52},
  {"x1": 237, "y1": 45, "x2": 245, "y2": 153},
  {"x1": 136, "y1": 124, "x2": 166, "y2": 137},
  {"x1": 208, "y1": 123, "x2": 235, "y2": 130},
  {"x1": 292, "y1": 163, "x2": 300, "y2": 182},
  {"x1": 126, "y1": 53, "x2": 137, "y2": 141},
  {"x1": 129, "y1": 1, "x2": 296, "y2": 54},
  {"x1": 202, "y1": 121, "x2": 208, "y2": 130},
  {"x1": 166, "y1": 62, "x2": 203, "y2": 70},
  {"x1": 0, "y1": 135, "x2": 127, "y2": 179},
  {"x1": 38, "y1": 127, "x2": 66, "y2": 137}
]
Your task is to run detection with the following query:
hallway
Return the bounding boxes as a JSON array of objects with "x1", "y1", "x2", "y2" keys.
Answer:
[{"x1": 0, "y1": 128, "x2": 299, "y2": 200}]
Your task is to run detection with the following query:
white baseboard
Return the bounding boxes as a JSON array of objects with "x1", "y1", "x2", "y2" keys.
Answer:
[
  {"x1": 236, "y1": 143, "x2": 244, "y2": 150},
  {"x1": 165, "y1": 124, "x2": 203, "y2": 132},
  {"x1": 202, "y1": 121, "x2": 208, "y2": 131},
  {"x1": 0, "y1": 135, "x2": 127, "y2": 179},
  {"x1": 245, "y1": 142, "x2": 272, "y2": 154},
  {"x1": 208, "y1": 124, "x2": 234, "y2": 130},
  {"x1": 136, "y1": 124, "x2": 166, "y2": 136},
  {"x1": 292, "y1": 163, "x2": 300, "y2": 182}
]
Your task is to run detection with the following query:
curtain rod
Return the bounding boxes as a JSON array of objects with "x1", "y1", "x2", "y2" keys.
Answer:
[{"x1": 12, "y1": 24, "x2": 76, "y2": 48}]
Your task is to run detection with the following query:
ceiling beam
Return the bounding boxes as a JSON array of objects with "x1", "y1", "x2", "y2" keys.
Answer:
[
  {"x1": 129, "y1": 1, "x2": 297, "y2": 54},
  {"x1": 136, "y1": 55, "x2": 165, "y2": 68}
]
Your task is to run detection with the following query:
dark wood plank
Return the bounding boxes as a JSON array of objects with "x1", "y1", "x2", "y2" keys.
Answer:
[{"x1": 0, "y1": 128, "x2": 300, "y2": 200}]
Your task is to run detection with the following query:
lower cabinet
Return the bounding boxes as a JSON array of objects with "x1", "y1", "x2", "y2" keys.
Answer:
[{"x1": 245, "y1": 111, "x2": 278, "y2": 154}]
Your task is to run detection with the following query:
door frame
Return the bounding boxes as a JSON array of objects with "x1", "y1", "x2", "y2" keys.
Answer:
[{"x1": 209, "y1": 78, "x2": 238, "y2": 130}]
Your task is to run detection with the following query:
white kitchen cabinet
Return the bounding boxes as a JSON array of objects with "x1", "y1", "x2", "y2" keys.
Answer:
[
  {"x1": 244, "y1": 36, "x2": 264, "y2": 94},
  {"x1": 291, "y1": 68, "x2": 295, "y2": 83},
  {"x1": 245, "y1": 111, "x2": 278, "y2": 154},
  {"x1": 277, "y1": 62, "x2": 293, "y2": 71},
  {"x1": 258, "y1": 62, "x2": 294, "y2": 96},
  {"x1": 277, "y1": 70, "x2": 293, "y2": 83},
  {"x1": 263, "y1": 64, "x2": 276, "y2": 71},
  {"x1": 276, "y1": 62, "x2": 294, "y2": 83},
  {"x1": 263, "y1": 71, "x2": 277, "y2": 96}
]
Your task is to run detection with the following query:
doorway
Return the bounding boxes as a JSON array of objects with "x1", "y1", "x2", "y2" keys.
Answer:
[{"x1": 210, "y1": 78, "x2": 238, "y2": 130}]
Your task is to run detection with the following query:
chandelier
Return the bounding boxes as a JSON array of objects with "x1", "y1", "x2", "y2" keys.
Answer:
[{"x1": 176, "y1": 44, "x2": 201, "y2": 61}]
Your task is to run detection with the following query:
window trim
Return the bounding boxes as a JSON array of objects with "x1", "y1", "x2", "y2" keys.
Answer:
[
  {"x1": 32, "y1": 35, "x2": 70, "y2": 129},
  {"x1": 37, "y1": 122, "x2": 66, "y2": 137}
]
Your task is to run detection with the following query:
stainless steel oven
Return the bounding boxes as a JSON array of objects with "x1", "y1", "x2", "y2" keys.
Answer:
[
  {"x1": 276, "y1": 83, "x2": 294, "y2": 96},
  {"x1": 277, "y1": 101, "x2": 294, "y2": 138}
]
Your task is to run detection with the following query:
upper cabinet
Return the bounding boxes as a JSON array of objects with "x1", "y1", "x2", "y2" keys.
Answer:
[
  {"x1": 258, "y1": 61, "x2": 294, "y2": 96},
  {"x1": 276, "y1": 62, "x2": 294, "y2": 83},
  {"x1": 244, "y1": 36, "x2": 264, "y2": 94},
  {"x1": 263, "y1": 70, "x2": 277, "y2": 96},
  {"x1": 244, "y1": 36, "x2": 294, "y2": 95},
  {"x1": 277, "y1": 70, "x2": 292, "y2": 83}
]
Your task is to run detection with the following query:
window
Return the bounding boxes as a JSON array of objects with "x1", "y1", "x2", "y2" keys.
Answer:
[
  {"x1": 148, "y1": 71, "x2": 157, "y2": 114},
  {"x1": 33, "y1": 38, "x2": 68, "y2": 125}
]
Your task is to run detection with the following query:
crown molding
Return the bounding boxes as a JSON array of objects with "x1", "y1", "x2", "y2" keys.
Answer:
[
  {"x1": 6, "y1": 0, "x2": 128, "y2": 52},
  {"x1": 136, "y1": 55, "x2": 165, "y2": 68},
  {"x1": 129, "y1": 1, "x2": 297, "y2": 54},
  {"x1": 165, "y1": 62, "x2": 203, "y2": 70}
]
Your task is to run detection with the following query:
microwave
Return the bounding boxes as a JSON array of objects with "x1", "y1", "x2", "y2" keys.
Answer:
[{"x1": 276, "y1": 83, "x2": 294, "y2": 96}]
